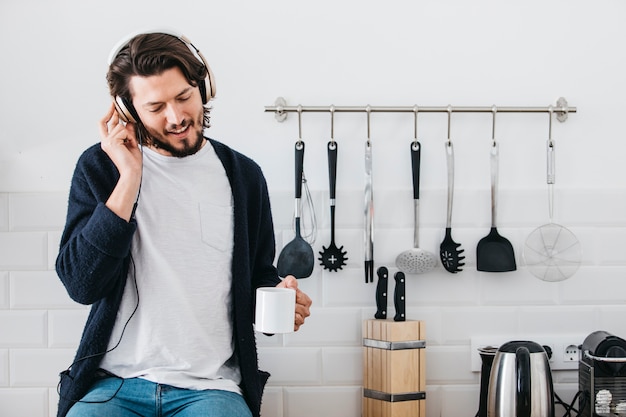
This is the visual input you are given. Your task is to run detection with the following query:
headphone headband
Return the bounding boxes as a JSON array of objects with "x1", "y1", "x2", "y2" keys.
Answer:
[{"x1": 108, "y1": 29, "x2": 216, "y2": 123}]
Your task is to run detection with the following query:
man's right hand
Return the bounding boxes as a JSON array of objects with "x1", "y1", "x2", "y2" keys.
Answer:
[{"x1": 99, "y1": 102, "x2": 143, "y2": 222}]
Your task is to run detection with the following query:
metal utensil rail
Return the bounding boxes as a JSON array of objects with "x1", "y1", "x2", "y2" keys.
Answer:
[{"x1": 265, "y1": 97, "x2": 576, "y2": 123}]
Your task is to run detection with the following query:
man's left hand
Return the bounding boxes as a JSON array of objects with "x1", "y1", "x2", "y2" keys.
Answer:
[{"x1": 277, "y1": 275, "x2": 312, "y2": 331}]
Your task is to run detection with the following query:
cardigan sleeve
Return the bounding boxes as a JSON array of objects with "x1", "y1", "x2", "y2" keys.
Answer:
[{"x1": 56, "y1": 146, "x2": 137, "y2": 305}]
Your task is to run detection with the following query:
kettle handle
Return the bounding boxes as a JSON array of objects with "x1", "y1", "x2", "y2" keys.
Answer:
[{"x1": 516, "y1": 346, "x2": 532, "y2": 417}]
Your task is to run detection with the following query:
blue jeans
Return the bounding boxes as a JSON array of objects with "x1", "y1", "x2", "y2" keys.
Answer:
[{"x1": 65, "y1": 377, "x2": 253, "y2": 417}]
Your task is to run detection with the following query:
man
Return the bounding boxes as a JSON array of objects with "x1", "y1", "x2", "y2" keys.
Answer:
[{"x1": 55, "y1": 30, "x2": 311, "y2": 417}]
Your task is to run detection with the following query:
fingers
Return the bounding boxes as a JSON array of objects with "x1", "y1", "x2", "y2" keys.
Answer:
[
  {"x1": 99, "y1": 103, "x2": 117, "y2": 139},
  {"x1": 293, "y1": 287, "x2": 311, "y2": 332},
  {"x1": 282, "y1": 275, "x2": 297, "y2": 289},
  {"x1": 274, "y1": 276, "x2": 312, "y2": 331},
  {"x1": 100, "y1": 103, "x2": 138, "y2": 149}
]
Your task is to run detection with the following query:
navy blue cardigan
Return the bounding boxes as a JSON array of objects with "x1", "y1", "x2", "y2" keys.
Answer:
[{"x1": 56, "y1": 138, "x2": 280, "y2": 417}]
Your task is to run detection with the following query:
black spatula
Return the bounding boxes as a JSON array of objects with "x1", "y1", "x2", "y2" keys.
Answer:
[
  {"x1": 277, "y1": 141, "x2": 315, "y2": 278},
  {"x1": 476, "y1": 142, "x2": 516, "y2": 272}
]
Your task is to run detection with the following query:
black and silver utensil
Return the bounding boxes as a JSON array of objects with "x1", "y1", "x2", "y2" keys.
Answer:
[
  {"x1": 395, "y1": 141, "x2": 437, "y2": 274},
  {"x1": 476, "y1": 111, "x2": 516, "y2": 272},
  {"x1": 440, "y1": 140, "x2": 465, "y2": 273},
  {"x1": 364, "y1": 139, "x2": 374, "y2": 283},
  {"x1": 319, "y1": 141, "x2": 348, "y2": 271},
  {"x1": 277, "y1": 141, "x2": 315, "y2": 278}
]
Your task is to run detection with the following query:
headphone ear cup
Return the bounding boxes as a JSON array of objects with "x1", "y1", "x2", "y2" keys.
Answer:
[
  {"x1": 204, "y1": 63, "x2": 216, "y2": 103},
  {"x1": 114, "y1": 96, "x2": 138, "y2": 124},
  {"x1": 193, "y1": 47, "x2": 215, "y2": 104}
]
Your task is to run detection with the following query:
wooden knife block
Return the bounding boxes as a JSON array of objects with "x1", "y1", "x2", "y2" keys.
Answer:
[{"x1": 362, "y1": 319, "x2": 425, "y2": 417}]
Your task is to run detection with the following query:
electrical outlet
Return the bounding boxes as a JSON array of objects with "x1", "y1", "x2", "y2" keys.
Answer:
[
  {"x1": 565, "y1": 344, "x2": 581, "y2": 362},
  {"x1": 470, "y1": 334, "x2": 586, "y2": 372}
]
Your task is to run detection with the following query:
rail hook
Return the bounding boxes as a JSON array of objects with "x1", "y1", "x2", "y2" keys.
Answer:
[
  {"x1": 491, "y1": 105, "x2": 498, "y2": 147},
  {"x1": 412, "y1": 105, "x2": 419, "y2": 150},
  {"x1": 548, "y1": 105, "x2": 554, "y2": 145},
  {"x1": 446, "y1": 105, "x2": 453, "y2": 147},
  {"x1": 366, "y1": 105, "x2": 372, "y2": 147},
  {"x1": 296, "y1": 105, "x2": 304, "y2": 150},
  {"x1": 330, "y1": 105, "x2": 336, "y2": 149}
]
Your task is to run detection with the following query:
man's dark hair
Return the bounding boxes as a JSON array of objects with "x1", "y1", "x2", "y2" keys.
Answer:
[{"x1": 107, "y1": 33, "x2": 211, "y2": 141}]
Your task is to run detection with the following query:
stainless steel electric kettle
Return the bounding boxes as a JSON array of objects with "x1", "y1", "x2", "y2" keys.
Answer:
[{"x1": 488, "y1": 341, "x2": 555, "y2": 417}]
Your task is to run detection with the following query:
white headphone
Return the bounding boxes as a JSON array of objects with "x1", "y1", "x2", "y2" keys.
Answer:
[{"x1": 108, "y1": 29, "x2": 216, "y2": 124}]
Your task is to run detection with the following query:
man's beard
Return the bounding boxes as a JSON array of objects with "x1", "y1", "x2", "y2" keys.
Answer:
[{"x1": 145, "y1": 112, "x2": 205, "y2": 158}]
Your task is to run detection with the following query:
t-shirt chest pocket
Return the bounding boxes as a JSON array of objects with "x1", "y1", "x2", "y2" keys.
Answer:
[{"x1": 199, "y1": 203, "x2": 234, "y2": 254}]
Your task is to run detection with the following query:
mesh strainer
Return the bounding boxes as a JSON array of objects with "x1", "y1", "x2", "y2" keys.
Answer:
[{"x1": 523, "y1": 115, "x2": 581, "y2": 282}]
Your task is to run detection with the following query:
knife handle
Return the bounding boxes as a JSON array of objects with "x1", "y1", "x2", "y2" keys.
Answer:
[
  {"x1": 375, "y1": 266, "x2": 388, "y2": 319},
  {"x1": 394, "y1": 271, "x2": 406, "y2": 322}
]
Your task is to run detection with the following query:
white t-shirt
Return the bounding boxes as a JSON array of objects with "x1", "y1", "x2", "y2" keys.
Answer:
[{"x1": 100, "y1": 141, "x2": 241, "y2": 394}]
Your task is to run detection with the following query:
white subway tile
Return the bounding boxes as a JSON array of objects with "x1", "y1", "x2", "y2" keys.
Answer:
[
  {"x1": 11, "y1": 271, "x2": 76, "y2": 309},
  {"x1": 283, "y1": 386, "x2": 361, "y2": 417},
  {"x1": 425, "y1": 385, "x2": 443, "y2": 417},
  {"x1": 48, "y1": 231, "x2": 62, "y2": 270},
  {"x1": 9, "y1": 192, "x2": 68, "y2": 231},
  {"x1": 480, "y1": 270, "x2": 557, "y2": 305},
  {"x1": 561, "y1": 266, "x2": 626, "y2": 304},
  {"x1": 597, "y1": 306, "x2": 626, "y2": 338},
  {"x1": 426, "y1": 345, "x2": 475, "y2": 384},
  {"x1": 0, "y1": 349, "x2": 8, "y2": 386},
  {"x1": 0, "y1": 194, "x2": 8, "y2": 232},
  {"x1": 260, "y1": 387, "x2": 283, "y2": 417},
  {"x1": 560, "y1": 189, "x2": 626, "y2": 226},
  {"x1": 0, "y1": 232, "x2": 47, "y2": 270},
  {"x1": 323, "y1": 266, "x2": 372, "y2": 307},
  {"x1": 255, "y1": 331, "x2": 284, "y2": 348},
  {"x1": 440, "y1": 384, "x2": 481, "y2": 417},
  {"x1": 0, "y1": 271, "x2": 8, "y2": 309},
  {"x1": 0, "y1": 388, "x2": 48, "y2": 417},
  {"x1": 10, "y1": 348, "x2": 74, "y2": 386},
  {"x1": 258, "y1": 347, "x2": 322, "y2": 385},
  {"x1": 285, "y1": 308, "x2": 361, "y2": 347},
  {"x1": 441, "y1": 307, "x2": 519, "y2": 344},
  {"x1": 269, "y1": 191, "x2": 293, "y2": 229},
  {"x1": 0, "y1": 310, "x2": 47, "y2": 347},
  {"x1": 49, "y1": 387, "x2": 60, "y2": 417},
  {"x1": 518, "y1": 305, "x2": 596, "y2": 335},
  {"x1": 322, "y1": 347, "x2": 362, "y2": 385},
  {"x1": 592, "y1": 227, "x2": 626, "y2": 265},
  {"x1": 48, "y1": 310, "x2": 88, "y2": 348}
]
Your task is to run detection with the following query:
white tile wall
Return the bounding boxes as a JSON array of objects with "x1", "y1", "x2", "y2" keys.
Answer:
[{"x1": 1, "y1": 189, "x2": 624, "y2": 416}]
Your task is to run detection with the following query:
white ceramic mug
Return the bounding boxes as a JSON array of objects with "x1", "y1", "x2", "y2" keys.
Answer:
[{"x1": 254, "y1": 287, "x2": 296, "y2": 334}]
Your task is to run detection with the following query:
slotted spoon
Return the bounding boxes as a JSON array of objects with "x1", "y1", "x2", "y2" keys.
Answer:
[{"x1": 395, "y1": 141, "x2": 437, "y2": 274}]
